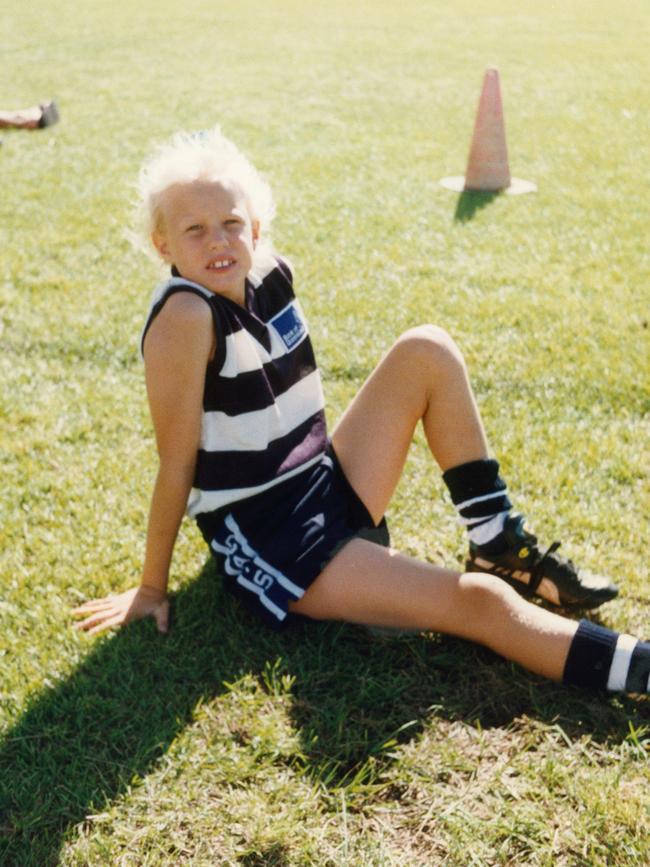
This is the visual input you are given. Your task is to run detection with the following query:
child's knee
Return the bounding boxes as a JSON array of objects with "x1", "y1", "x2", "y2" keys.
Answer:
[
  {"x1": 395, "y1": 324, "x2": 466, "y2": 372},
  {"x1": 457, "y1": 570, "x2": 518, "y2": 623}
]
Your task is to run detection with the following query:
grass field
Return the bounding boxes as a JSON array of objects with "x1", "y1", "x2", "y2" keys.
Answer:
[{"x1": 1, "y1": 0, "x2": 649, "y2": 864}]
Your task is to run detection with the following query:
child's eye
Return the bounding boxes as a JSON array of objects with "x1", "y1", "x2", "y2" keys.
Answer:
[{"x1": 186, "y1": 224, "x2": 203, "y2": 233}]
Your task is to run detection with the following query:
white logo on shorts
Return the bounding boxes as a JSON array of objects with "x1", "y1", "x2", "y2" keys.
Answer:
[
  {"x1": 221, "y1": 533, "x2": 274, "y2": 592},
  {"x1": 210, "y1": 514, "x2": 305, "y2": 621}
]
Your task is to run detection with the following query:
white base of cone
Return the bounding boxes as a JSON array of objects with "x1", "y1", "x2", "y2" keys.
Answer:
[{"x1": 440, "y1": 176, "x2": 537, "y2": 195}]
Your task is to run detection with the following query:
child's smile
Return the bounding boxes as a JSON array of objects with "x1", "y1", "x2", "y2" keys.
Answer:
[{"x1": 153, "y1": 179, "x2": 259, "y2": 306}]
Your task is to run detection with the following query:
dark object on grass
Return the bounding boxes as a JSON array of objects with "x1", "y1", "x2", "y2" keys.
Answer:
[{"x1": 38, "y1": 100, "x2": 59, "y2": 128}]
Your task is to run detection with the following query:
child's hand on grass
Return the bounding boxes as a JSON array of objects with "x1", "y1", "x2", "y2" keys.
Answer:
[{"x1": 71, "y1": 586, "x2": 170, "y2": 635}]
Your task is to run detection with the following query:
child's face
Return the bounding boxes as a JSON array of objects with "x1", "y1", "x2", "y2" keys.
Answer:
[{"x1": 153, "y1": 179, "x2": 259, "y2": 305}]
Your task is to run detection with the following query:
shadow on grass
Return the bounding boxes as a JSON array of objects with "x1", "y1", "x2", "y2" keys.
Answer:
[
  {"x1": 1, "y1": 560, "x2": 646, "y2": 864},
  {"x1": 453, "y1": 190, "x2": 500, "y2": 222}
]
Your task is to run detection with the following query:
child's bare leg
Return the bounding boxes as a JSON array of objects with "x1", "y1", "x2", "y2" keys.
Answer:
[
  {"x1": 332, "y1": 325, "x2": 488, "y2": 522},
  {"x1": 0, "y1": 102, "x2": 58, "y2": 130},
  {"x1": 290, "y1": 539, "x2": 577, "y2": 681},
  {"x1": 332, "y1": 324, "x2": 618, "y2": 610},
  {"x1": 0, "y1": 106, "x2": 42, "y2": 129}
]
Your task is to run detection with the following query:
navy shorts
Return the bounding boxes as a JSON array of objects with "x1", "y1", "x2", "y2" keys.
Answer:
[{"x1": 196, "y1": 446, "x2": 390, "y2": 627}]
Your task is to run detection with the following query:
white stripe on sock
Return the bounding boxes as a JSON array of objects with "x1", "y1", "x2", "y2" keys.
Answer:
[
  {"x1": 460, "y1": 509, "x2": 511, "y2": 528},
  {"x1": 606, "y1": 633, "x2": 638, "y2": 691},
  {"x1": 455, "y1": 488, "x2": 509, "y2": 511},
  {"x1": 467, "y1": 511, "x2": 509, "y2": 545}
]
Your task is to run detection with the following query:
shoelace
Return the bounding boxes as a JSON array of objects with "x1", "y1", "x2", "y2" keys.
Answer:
[{"x1": 528, "y1": 541, "x2": 562, "y2": 594}]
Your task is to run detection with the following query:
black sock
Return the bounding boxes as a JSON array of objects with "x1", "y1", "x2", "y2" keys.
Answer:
[
  {"x1": 442, "y1": 458, "x2": 512, "y2": 552},
  {"x1": 563, "y1": 620, "x2": 650, "y2": 693}
]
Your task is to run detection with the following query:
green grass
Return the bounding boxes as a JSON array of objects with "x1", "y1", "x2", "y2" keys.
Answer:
[{"x1": 1, "y1": 0, "x2": 649, "y2": 863}]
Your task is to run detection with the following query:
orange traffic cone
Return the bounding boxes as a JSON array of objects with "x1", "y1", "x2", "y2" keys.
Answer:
[{"x1": 441, "y1": 68, "x2": 536, "y2": 195}]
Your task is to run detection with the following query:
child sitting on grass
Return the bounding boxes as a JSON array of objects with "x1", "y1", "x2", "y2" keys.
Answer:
[{"x1": 73, "y1": 127, "x2": 648, "y2": 697}]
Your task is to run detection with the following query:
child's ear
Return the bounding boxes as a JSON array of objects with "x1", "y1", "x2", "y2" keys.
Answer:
[
  {"x1": 152, "y1": 230, "x2": 171, "y2": 262},
  {"x1": 252, "y1": 219, "x2": 260, "y2": 247}
]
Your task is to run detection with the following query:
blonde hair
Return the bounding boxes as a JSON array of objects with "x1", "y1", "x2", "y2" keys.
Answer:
[{"x1": 134, "y1": 127, "x2": 276, "y2": 277}]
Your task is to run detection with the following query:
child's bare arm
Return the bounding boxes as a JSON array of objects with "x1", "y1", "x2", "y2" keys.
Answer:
[
  {"x1": 72, "y1": 293, "x2": 215, "y2": 634},
  {"x1": 140, "y1": 294, "x2": 214, "y2": 594}
]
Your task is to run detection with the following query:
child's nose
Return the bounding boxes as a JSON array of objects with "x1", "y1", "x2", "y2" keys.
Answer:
[{"x1": 209, "y1": 228, "x2": 227, "y2": 247}]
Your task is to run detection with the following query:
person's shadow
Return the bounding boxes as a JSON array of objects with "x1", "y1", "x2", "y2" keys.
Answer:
[{"x1": 1, "y1": 560, "x2": 646, "y2": 865}]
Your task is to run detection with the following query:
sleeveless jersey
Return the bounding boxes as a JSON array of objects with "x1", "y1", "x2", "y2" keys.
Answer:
[{"x1": 141, "y1": 256, "x2": 328, "y2": 517}]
